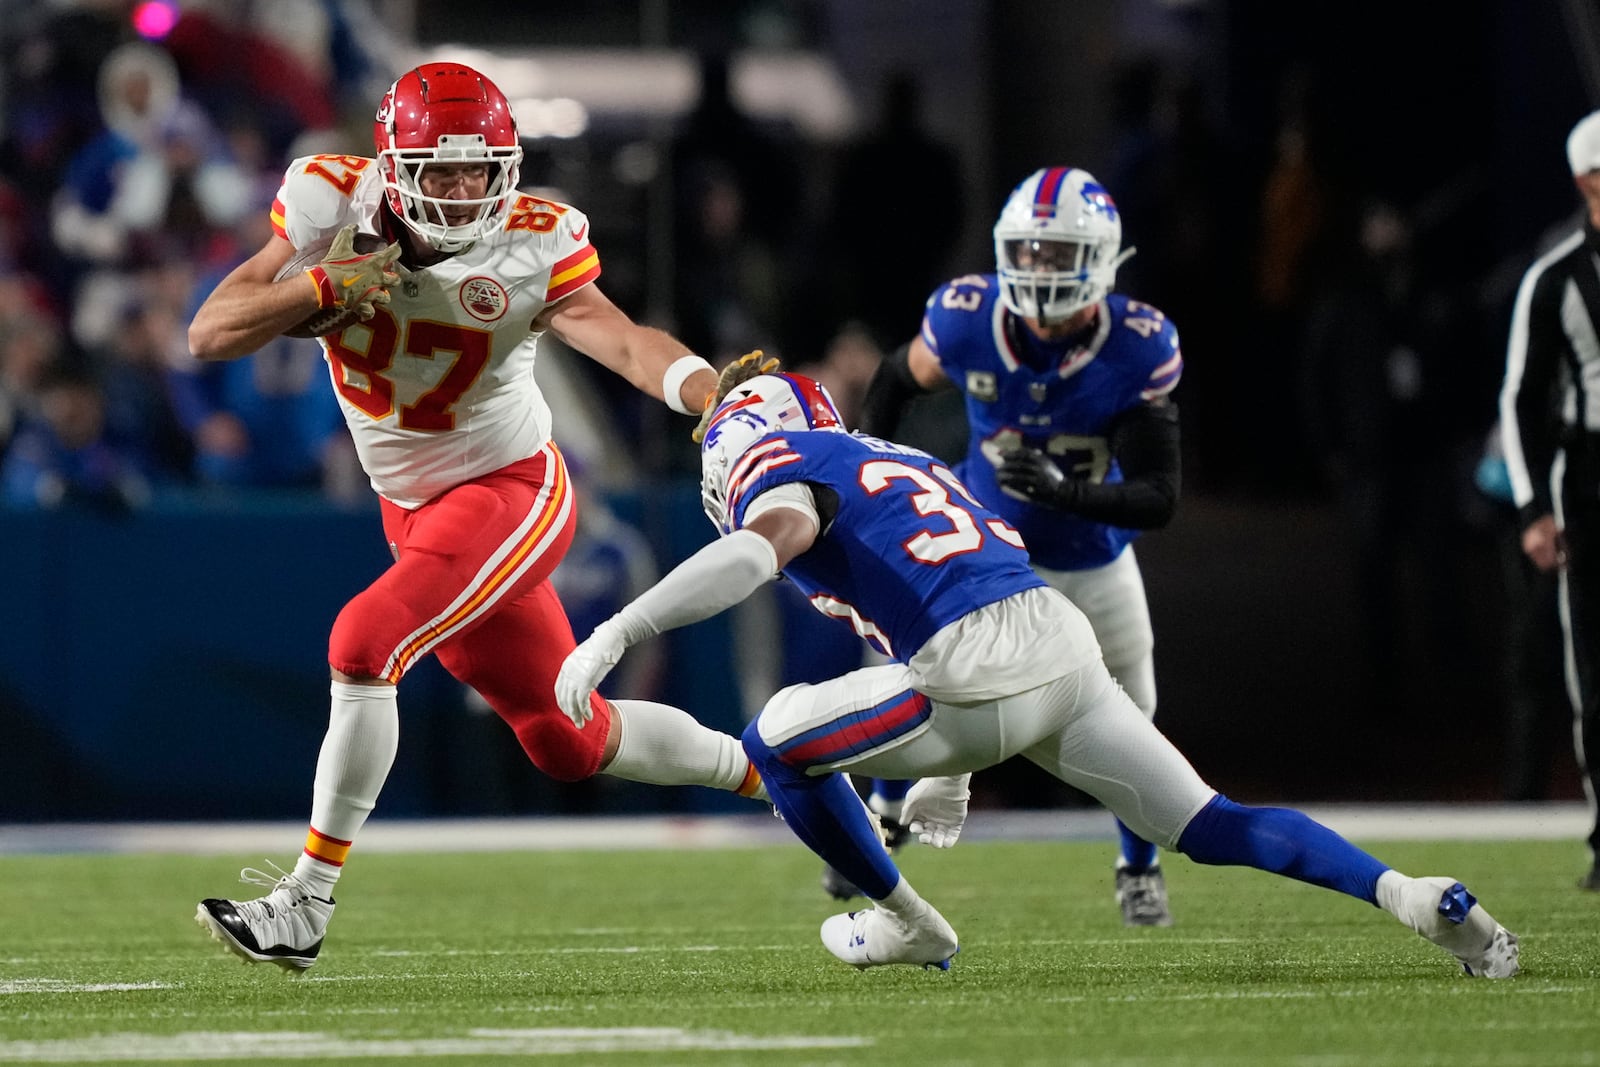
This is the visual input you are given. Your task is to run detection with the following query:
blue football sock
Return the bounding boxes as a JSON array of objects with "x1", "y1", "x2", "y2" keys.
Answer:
[
  {"x1": 743, "y1": 721, "x2": 900, "y2": 899},
  {"x1": 1176, "y1": 795, "x2": 1387, "y2": 903},
  {"x1": 1117, "y1": 819, "x2": 1159, "y2": 873}
]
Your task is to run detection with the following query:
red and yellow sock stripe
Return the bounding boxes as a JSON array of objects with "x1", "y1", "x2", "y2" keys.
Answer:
[
  {"x1": 304, "y1": 827, "x2": 353, "y2": 867},
  {"x1": 736, "y1": 764, "x2": 764, "y2": 799}
]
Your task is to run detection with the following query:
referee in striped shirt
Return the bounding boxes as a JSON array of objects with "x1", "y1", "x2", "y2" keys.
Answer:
[{"x1": 1499, "y1": 109, "x2": 1600, "y2": 891}]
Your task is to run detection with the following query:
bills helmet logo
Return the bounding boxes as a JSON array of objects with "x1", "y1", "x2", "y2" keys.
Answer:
[{"x1": 1077, "y1": 180, "x2": 1119, "y2": 222}]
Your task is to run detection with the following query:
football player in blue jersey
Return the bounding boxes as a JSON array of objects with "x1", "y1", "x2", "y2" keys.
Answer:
[
  {"x1": 553, "y1": 360, "x2": 1518, "y2": 977},
  {"x1": 851, "y1": 166, "x2": 1182, "y2": 925}
]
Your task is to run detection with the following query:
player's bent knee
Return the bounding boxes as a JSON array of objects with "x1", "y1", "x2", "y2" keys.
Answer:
[
  {"x1": 515, "y1": 716, "x2": 606, "y2": 782},
  {"x1": 741, "y1": 718, "x2": 776, "y2": 768},
  {"x1": 329, "y1": 589, "x2": 413, "y2": 679},
  {"x1": 742, "y1": 717, "x2": 805, "y2": 785}
]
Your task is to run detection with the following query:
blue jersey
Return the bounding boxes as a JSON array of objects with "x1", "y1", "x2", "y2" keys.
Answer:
[
  {"x1": 725, "y1": 429, "x2": 1045, "y2": 663},
  {"x1": 920, "y1": 277, "x2": 1182, "y2": 570}
]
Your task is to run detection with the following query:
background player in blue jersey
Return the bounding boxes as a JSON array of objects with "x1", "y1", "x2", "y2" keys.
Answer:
[
  {"x1": 554, "y1": 363, "x2": 1518, "y2": 978},
  {"x1": 853, "y1": 166, "x2": 1182, "y2": 924}
]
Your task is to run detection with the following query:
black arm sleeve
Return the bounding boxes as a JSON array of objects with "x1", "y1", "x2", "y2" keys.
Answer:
[
  {"x1": 1052, "y1": 400, "x2": 1181, "y2": 529},
  {"x1": 856, "y1": 342, "x2": 927, "y2": 437}
]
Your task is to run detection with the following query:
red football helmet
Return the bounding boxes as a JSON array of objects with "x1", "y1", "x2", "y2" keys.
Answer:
[{"x1": 373, "y1": 63, "x2": 523, "y2": 252}]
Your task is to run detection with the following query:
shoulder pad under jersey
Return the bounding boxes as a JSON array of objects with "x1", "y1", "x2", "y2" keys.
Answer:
[{"x1": 271, "y1": 154, "x2": 380, "y2": 249}]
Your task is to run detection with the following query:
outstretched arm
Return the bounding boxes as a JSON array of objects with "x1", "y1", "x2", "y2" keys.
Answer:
[
  {"x1": 536, "y1": 284, "x2": 715, "y2": 415},
  {"x1": 555, "y1": 504, "x2": 819, "y2": 725}
]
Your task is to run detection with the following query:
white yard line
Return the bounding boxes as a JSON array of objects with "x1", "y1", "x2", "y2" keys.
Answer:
[
  {"x1": 0, "y1": 802, "x2": 1587, "y2": 856},
  {"x1": 0, "y1": 1028, "x2": 870, "y2": 1062}
]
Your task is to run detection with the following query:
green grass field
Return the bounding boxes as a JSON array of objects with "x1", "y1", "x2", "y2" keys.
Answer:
[{"x1": 1, "y1": 837, "x2": 1597, "y2": 1065}]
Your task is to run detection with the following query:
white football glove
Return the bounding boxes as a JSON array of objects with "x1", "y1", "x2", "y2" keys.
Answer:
[
  {"x1": 554, "y1": 619, "x2": 629, "y2": 727},
  {"x1": 901, "y1": 774, "x2": 971, "y2": 848}
]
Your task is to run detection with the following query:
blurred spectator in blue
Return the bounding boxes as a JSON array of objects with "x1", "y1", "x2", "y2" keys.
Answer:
[
  {"x1": 2, "y1": 362, "x2": 148, "y2": 513},
  {"x1": 96, "y1": 289, "x2": 196, "y2": 488},
  {"x1": 168, "y1": 212, "x2": 359, "y2": 497},
  {"x1": 50, "y1": 40, "x2": 183, "y2": 264},
  {"x1": 0, "y1": 306, "x2": 63, "y2": 466},
  {"x1": 0, "y1": 1, "x2": 128, "y2": 214},
  {"x1": 51, "y1": 41, "x2": 253, "y2": 273}
]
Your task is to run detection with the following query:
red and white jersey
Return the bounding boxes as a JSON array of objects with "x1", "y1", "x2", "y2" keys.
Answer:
[{"x1": 271, "y1": 153, "x2": 601, "y2": 509}]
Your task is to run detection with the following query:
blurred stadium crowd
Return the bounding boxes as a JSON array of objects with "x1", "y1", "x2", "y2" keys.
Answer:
[
  {"x1": 2, "y1": 0, "x2": 1589, "y2": 511},
  {"x1": 0, "y1": 0, "x2": 956, "y2": 510},
  {"x1": 0, "y1": 1, "x2": 410, "y2": 509}
]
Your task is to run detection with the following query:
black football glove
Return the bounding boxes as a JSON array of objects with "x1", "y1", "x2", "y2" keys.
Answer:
[{"x1": 995, "y1": 446, "x2": 1081, "y2": 511}]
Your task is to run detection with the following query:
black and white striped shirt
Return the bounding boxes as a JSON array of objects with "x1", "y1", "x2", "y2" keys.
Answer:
[{"x1": 1500, "y1": 218, "x2": 1600, "y2": 524}]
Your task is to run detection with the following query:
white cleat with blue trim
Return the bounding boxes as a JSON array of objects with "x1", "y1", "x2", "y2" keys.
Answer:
[
  {"x1": 1401, "y1": 876, "x2": 1519, "y2": 979},
  {"x1": 820, "y1": 904, "x2": 959, "y2": 970}
]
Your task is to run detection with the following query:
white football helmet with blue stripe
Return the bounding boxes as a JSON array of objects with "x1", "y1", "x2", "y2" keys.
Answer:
[
  {"x1": 993, "y1": 166, "x2": 1134, "y2": 323},
  {"x1": 699, "y1": 372, "x2": 843, "y2": 533}
]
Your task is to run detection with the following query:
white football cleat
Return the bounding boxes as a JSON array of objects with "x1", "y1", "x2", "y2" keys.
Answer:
[
  {"x1": 196, "y1": 865, "x2": 334, "y2": 972},
  {"x1": 820, "y1": 904, "x2": 959, "y2": 970},
  {"x1": 1115, "y1": 865, "x2": 1173, "y2": 927},
  {"x1": 1400, "y1": 876, "x2": 1519, "y2": 979}
]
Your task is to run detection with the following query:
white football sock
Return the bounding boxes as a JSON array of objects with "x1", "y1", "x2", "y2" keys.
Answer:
[
  {"x1": 293, "y1": 680, "x2": 400, "y2": 896},
  {"x1": 877, "y1": 876, "x2": 924, "y2": 916},
  {"x1": 1374, "y1": 869, "x2": 1410, "y2": 921},
  {"x1": 604, "y1": 699, "x2": 765, "y2": 799}
]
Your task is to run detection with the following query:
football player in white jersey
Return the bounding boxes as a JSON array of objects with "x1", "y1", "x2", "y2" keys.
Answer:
[
  {"x1": 556, "y1": 358, "x2": 1519, "y2": 979},
  {"x1": 187, "y1": 62, "x2": 764, "y2": 971}
]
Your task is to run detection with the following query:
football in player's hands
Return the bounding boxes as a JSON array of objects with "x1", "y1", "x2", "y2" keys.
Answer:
[{"x1": 274, "y1": 227, "x2": 400, "y2": 338}]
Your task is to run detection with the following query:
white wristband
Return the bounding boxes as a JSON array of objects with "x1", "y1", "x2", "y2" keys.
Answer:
[{"x1": 662, "y1": 354, "x2": 715, "y2": 415}]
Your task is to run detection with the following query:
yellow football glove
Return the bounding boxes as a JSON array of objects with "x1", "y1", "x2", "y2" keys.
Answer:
[
  {"x1": 691, "y1": 349, "x2": 781, "y2": 444},
  {"x1": 306, "y1": 224, "x2": 402, "y2": 320}
]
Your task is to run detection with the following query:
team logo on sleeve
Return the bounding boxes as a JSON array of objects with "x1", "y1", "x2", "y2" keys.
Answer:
[
  {"x1": 965, "y1": 371, "x2": 998, "y2": 402},
  {"x1": 459, "y1": 277, "x2": 510, "y2": 322}
]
